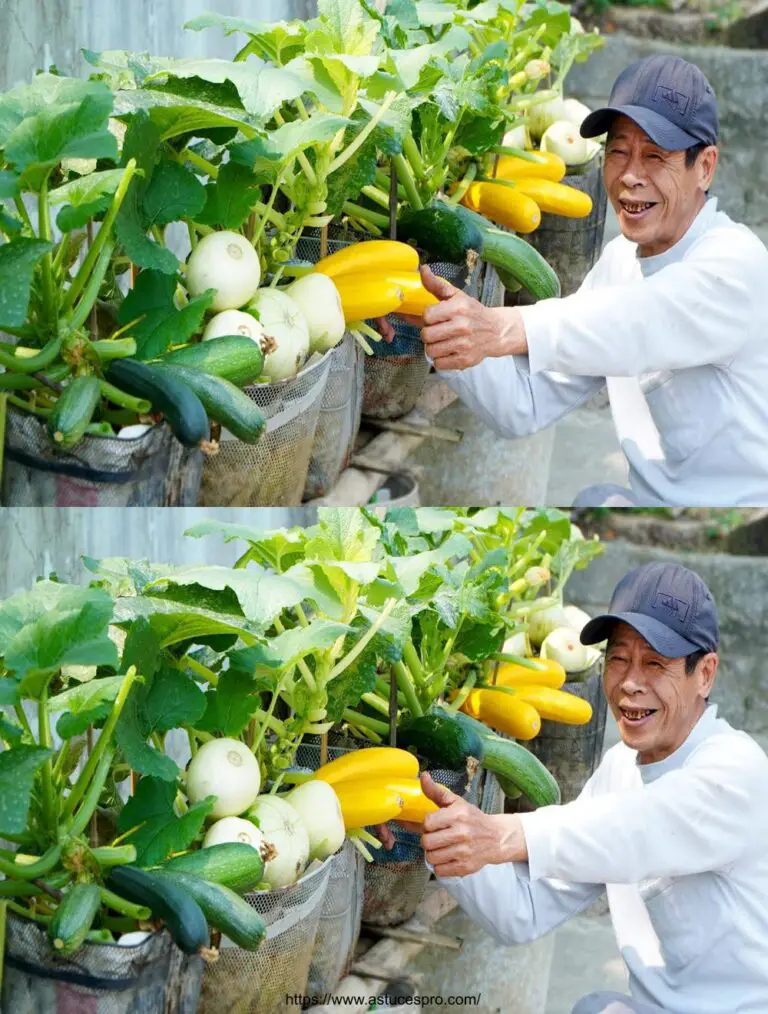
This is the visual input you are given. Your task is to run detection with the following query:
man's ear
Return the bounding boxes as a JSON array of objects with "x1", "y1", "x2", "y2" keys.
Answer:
[
  {"x1": 698, "y1": 651, "x2": 719, "y2": 698},
  {"x1": 698, "y1": 146, "x2": 719, "y2": 191}
]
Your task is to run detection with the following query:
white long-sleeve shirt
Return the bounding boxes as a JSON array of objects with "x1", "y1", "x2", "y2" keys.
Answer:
[
  {"x1": 435, "y1": 706, "x2": 768, "y2": 1014},
  {"x1": 438, "y1": 198, "x2": 768, "y2": 506}
]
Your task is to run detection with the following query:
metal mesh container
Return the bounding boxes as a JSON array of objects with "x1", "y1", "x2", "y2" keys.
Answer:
[
  {"x1": 303, "y1": 333, "x2": 364, "y2": 500},
  {"x1": 306, "y1": 840, "x2": 364, "y2": 999},
  {"x1": 1, "y1": 914, "x2": 203, "y2": 1014},
  {"x1": 198, "y1": 859, "x2": 332, "y2": 1014},
  {"x1": 199, "y1": 353, "x2": 331, "y2": 507},
  {"x1": 1, "y1": 407, "x2": 187, "y2": 507}
]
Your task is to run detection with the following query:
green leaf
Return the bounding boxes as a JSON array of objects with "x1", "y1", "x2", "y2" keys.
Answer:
[
  {"x1": 116, "y1": 269, "x2": 214, "y2": 358},
  {"x1": 196, "y1": 162, "x2": 262, "y2": 231},
  {"x1": 115, "y1": 186, "x2": 179, "y2": 274},
  {"x1": 121, "y1": 616, "x2": 162, "y2": 680},
  {"x1": 203, "y1": 668, "x2": 267, "y2": 738},
  {"x1": 325, "y1": 649, "x2": 378, "y2": 722},
  {"x1": 0, "y1": 208, "x2": 23, "y2": 236},
  {"x1": 56, "y1": 702, "x2": 111, "y2": 740},
  {"x1": 112, "y1": 597, "x2": 257, "y2": 648},
  {"x1": 143, "y1": 666, "x2": 206, "y2": 733},
  {"x1": 49, "y1": 674, "x2": 126, "y2": 714},
  {"x1": 116, "y1": 776, "x2": 214, "y2": 865},
  {"x1": 270, "y1": 113, "x2": 351, "y2": 158},
  {"x1": 267, "y1": 620, "x2": 351, "y2": 668},
  {"x1": 112, "y1": 89, "x2": 257, "y2": 142},
  {"x1": 0, "y1": 745, "x2": 52, "y2": 835},
  {"x1": 115, "y1": 683, "x2": 178, "y2": 782},
  {"x1": 0, "y1": 170, "x2": 20, "y2": 198},
  {"x1": 0, "y1": 582, "x2": 118, "y2": 693},
  {"x1": 141, "y1": 161, "x2": 206, "y2": 228},
  {"x1": 50, "y1": 168, "x2": 127, "y2": 208},
  {"x1": 0, "y1": 238, "x2": 53, "y2": 328},
  {"x1": 56, "y1": 197, "x2": 111, "y2": 232},
  {"x1": 0, "y1": 717, "x2": 23, "y2": 746},
  {"x1": 388, "y1": 533, "x2": 472, "y2": 596},
  {"x1": 0, "y1": 678, "x2": 20, "y2": 705}
]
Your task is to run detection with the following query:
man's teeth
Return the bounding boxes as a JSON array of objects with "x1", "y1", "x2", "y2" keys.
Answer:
[
  {"x1": 622, "y1": 201, "x2": 654, "y2": 213},
  {"x1": 623, "y1": 708, "x2": 654, "y2": 720}
]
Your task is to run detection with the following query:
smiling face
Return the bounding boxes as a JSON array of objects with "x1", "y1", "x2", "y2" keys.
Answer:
[
  {"x1": 602, "y1": 115, "x2": 718, "y2": 257},
  {"x1": 603, "y1": 622, "x2": 718, "y2": 764}
]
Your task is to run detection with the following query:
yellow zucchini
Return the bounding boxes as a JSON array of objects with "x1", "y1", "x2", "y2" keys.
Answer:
[
  {"x1": 314, "y1": 747, "x2": 419, "y2": 787},
  {"x1": 332, "y1": 274, "x2": 406, "y2": 322},
  {"x1": 493, "y1": 151, "x2": 566, "y2": 183},
  {"x1": 462, "y1": 689, "x2": 542, "y2": 740},
  {"x1": 385, "y1": 779, "x2": 439, "y2": 823},
  {"x1": 512, "y1": 686, "x2": 593, "y2": 725},
  {"x1": 332, "y1": 780, "x2": 405, "y2": 829},
  {"x1": 386, "y1": 272, "x2": 439, "y2": 317},
  {"x1": 513, "y1": 178, "x2": 593, "y2": 218},
  {"x1": 495, "y1": 658, "x2": 566, "y2": 690},
  {"x1": 313, "y1": 240, "x2": 419, "y2": 280},
  {"x1": 462, "y1": 182, "x2": 541, "y2": 234}
]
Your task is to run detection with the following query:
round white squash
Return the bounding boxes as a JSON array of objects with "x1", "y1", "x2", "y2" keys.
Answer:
[
  {"x1": 286, "y1": 781, "x2": 346, "y2": 861},
  {"x1": 186, "y1": 737, "x2": 261, "y2": 819},
  {"x1": 539, "y1": 626, "x2": 591, "y2": 673},
  {"x1": 247, "y1": 795, "x2": 310, "y2": 889},
  {"x1": 248, "y1": 289, "x2": 310, "y2": 381},
  {"x1": 186, "y1": 231, "x2": 262, "y2": 311},
  {"x1": 286, "y1": 274, "x2": 346, "y2": 354},
  {"x1": 540, "y1": 120, "x2": 589, "y2": 166},
  {"x1": 203, "y1": 815, "x2": 269, "y2": 851},
  {"x1": 203, "y1": 308, "x2": 267, "y2": 346}
]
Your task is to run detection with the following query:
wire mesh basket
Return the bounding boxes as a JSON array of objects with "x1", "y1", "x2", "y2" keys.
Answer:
[
  {"x1": 199, "y1": 352, "x2": 331, "y2": 507},
  {"x1": 0, "y1": 406, "x2": 188, "y2": 507},
  {"x1": 198, "y1": 859, "x2": 332, "y2": 1014},
  {"x1": 361, "y1": 762, "x2": 485, "y2": 927},
  {"x1": 1, "y1": 914, "x2": 203, "y2": 1014},
  {"x1": 361, "y1": 257, "x2": 483, "y2": 421},
  {"x1": 306, "y1": 840, "x2": 364, "y2": 999},
  {"x1": 303, "y1": 332, "x2": 364, "y2": 500}
]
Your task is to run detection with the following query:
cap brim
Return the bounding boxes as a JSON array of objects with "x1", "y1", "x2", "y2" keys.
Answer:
[
  {"x1": 580, "y1": 611, "x2": 700, "y2": 657},
  {"x1": 580, "y1": 104, "x2": 702, "y2": 150}
]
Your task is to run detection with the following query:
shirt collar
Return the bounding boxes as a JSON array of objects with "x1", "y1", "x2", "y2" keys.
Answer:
[
  {"x1": 638, "y1": 703, "x2": 720, "y2": 783},
  {"x1": 637, "y1": 196, "x2": 719, "y2": 278}
]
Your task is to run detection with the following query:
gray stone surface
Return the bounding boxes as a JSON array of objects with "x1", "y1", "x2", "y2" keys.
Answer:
[
  {"x1": 566, "y1": 540, "x2": 768, "y2": 737},
  {"x1": 567, "y1": 34, "x2": 768, "y2": 231}
]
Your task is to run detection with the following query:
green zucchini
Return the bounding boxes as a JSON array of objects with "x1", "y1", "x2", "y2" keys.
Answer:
[
  {"x1": 151, "y1": 365, "x2": 265, "y2": 444},
  {"x1": 48, "y1": 375, "x2": 101, "y2": 450},
  {"x1": 107, "y1": 865, "x2": 209, "y2": 954},
  {"x1": 48, "y1": 883, "x2": 102, "y2": 957},
  {"x1": 151, "y1": 870, "x2": 266, "y2": 950},
  {"x1": 398, "y1": 710, "x2": 485, "y2": 771},
  {"x1": 106, "y1": 359, "x2": 209, "y2": 447},
  {"x1": 159, "y1": 336, "x2": 267, "y2": 387},
  {"x1": 398, "y1": 201, "x2": 484, "y2": 264},
  {"x1": 157, "y1": 843, "x2": 266, "y2": 894},
  {"x1": 453, "y1": 204, "x2": 561, "y2": 300}
]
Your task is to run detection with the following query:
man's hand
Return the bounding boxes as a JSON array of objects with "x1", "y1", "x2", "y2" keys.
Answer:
[{"x1": 371, "y1": 266, "x2": 528, "y2": 367}]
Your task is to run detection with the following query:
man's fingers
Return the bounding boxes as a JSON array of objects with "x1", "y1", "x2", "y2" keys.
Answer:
[
  {"x1": 420, "y1": 264, "x2": 459, "y2": 301},
  {"x1": 420, "y1": 322, "x2": 467, "y2": 348},
  {"x1": 395, "y1": 820, "x2": 425, "y2": 835},
  {"x1": 393, "y1": 313, "x2": 425, "y2": 329},
  {"x1": 422, "y1": 294, "x2": 468, "y2": 327},
  {"x1": 432, "y1": 354, "x2": 467, "y2": 373},
  {"x1": 421, "y1": 771, "x2": 460, "y2": 808},
  {"x1": 421, "y1": 827, "x2": 462, "y2": 852},
  {"x1": 372, "y1": 316, "x2": 395, "y2": 343},
  {"x1": 373, "y1": 823, "x2": 396, "y2": 849}
]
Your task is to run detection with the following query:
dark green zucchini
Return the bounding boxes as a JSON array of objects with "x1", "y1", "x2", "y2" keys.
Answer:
[
  {"x1": 151, "y1": 365, "x2": 265, "y2": 444},
  {"x1": 107, "y1": 865, "x2": 209, "y2": 954},
  {"x1": 151, "y1": 870, "x2": 266, "y2": 950},
  {"x1": 398, "y1": 709, "x2": 485, "y2": 771},
  {"x1": 48, "y1": 375, "x2": 101, "y2": 450},
  {"x1": 398, "y1": 201, "x2": 484, "y2": 263},
  {"x1": 48, "y1": 883, "x2": 102, "y2": 957},
  {"x1": 158, "y1": 843, "x2": 266, "y2": 894},
  {"x1": 159, "y1": 336, "x2": 267, "y2": 387},
  {"x1": 106, "y1": 359, "x2": 208, "y2": 447}
]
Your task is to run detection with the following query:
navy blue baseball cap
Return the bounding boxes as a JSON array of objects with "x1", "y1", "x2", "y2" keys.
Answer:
[
  {"x1": 580, "y1": 562, "x2": 719, "y2": 657},
  {"x1": 580, "y1": 55, "x2": 719, "y2": 150}
]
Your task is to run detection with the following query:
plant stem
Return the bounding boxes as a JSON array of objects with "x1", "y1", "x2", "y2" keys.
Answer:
[
  {"x1": 38, "y1": 687, "x2": 56, "y2": 836},
  {"x1": 68, "y1": 746, "x2": 115, "y2": 839},
  {"x1": 182, "y1": 148, "x2": 219, "y2": 179},
  {"x1": 361, "y1": 184, "x2": 394, "y2": 211},
  {"x1": 392, "y1": 661, "x2": 423, "y2": 718},
  {"x1": 342, "y1": 708, "x2": 389, "y2": 736},
  {"x1": 98, "y1": 887, "x2": 151, "y2": 922},
  {"x1": 329, "y1": 92, "x2": 397, "y2": 175},
  {"x1": 402, "y1": 641, "x2": 426, "y2": 685},
  {"x1": 38, "y1": 176, "x2": 56, "y2": 332},
  {"x1": 402, "y1": 133, "x2": 426, "y2": 181},
  {"x1": 0, "y1": 336, "x2": 62, "y2": 375},
  {"x1": 327, "y1": 599, "x2": 396, "y2": 681},
  {"x1": 61, "y1": 160, "x2": 137, "y2": 317},
  {"x1": 393, "y1": 154, "x2": 423, "y2": 211},
  {"x1": 342, "y1": 201, "x2": 389, "y2": 229},
  {"x1": 98, "y1": 380, "x2": 151, "y2": 415},
  {"x1": 0, "y1": 394, "x2": 6, "y2": 493},
  {"x1": 61, "y1": 667, "x2": 138, "y2": 824},
  {"x1": 65, "y1": 240, "x2": 115, "y2": 334},
  {"x1": 361, "y1": 692, "x2": 394, "y2": 718},
  {"x1": 446, "y1": 163, "x2": 478, "y2": 206},
  {"x1": 181, "y1": 654, "x2": 219, "y2": 686}
]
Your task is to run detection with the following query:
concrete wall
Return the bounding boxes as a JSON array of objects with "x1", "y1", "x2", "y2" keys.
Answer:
[
  {"x1": 0, "y1": 506, "x2": 313, "y2": 598},
  {"x1": 0, "y1": 0, "x2": 316, "y2": 91},
  {"x1": 566, "y1": 540, "x2": 768, "y2": 739},
  {"x1": 568, "y1": 34, "x2": 768, "y2": 238}
]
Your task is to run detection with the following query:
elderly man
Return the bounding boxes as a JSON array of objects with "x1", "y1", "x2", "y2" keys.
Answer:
[
  {"x1": 386, "y1": 562, "x2": 768, "y2": 1014},
  {"x1": 380, "y1": 55, "x2": 768, "y2": 507}
]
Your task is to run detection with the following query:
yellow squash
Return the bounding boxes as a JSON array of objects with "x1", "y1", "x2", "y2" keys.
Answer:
[
  {"x1": 462, "y1": 182, "x2": 541, "y2": 234},
  {"x1": 385, "y1": 272, "x2": 439, "y2": 317},
  {"x1": 385, "y1": 779, "x2": 439, "y2": 823},
  {"x1": 314, "y1": 746, "x2": 419, "y2": 787},
  {"x1": 513, "y1": 178, "x2": 593, "y2": 218},
  {"x1": 462, "y1": 688, "x2": 542, "y2": 741},
  {"x1": 332, "y1": 779, "x2": 405, "y2": 830},
  {"x1": 513, "y1": 685, "x2": 593, "y2": 725},
  {"x1": 332, "y1": 275, "x2": 405, "y2": 322},
  {"x1": 313, "y1": 240, "x2": 419, "y2": 280},
  {"x1": 495, "y1": 658, "x2": 566, "y2": 690},
  {"x1": 493, "y1": 150, "x2": 566, "y2": 183}
]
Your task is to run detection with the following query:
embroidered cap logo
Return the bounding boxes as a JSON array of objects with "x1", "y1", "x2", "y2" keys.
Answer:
[
  {"x1": 652, "y1": 84, "x2": 690, "y2": 118},
  {"x1": 654, "y1": 591, "x2": 690, "y2": 625}
]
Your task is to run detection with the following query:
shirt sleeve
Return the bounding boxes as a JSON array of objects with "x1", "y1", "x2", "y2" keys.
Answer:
[
  {"x1": 521, "y1": 233, "x2": 760, "y2": 378},
  {"x1": 519, "y1": 737, "x2": 768, "y2": 885}
]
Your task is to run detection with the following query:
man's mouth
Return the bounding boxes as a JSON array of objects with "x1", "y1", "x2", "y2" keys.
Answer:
[
  {"x1": 618, "y1": 198, "x2": 657, "y2": 220},
  {"x1": 618, "y1": 704, "x2": 658, "y2": 727}
]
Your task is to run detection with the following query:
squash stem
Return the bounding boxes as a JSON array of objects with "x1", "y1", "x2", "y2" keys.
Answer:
[
  {"x1": 98, "y1": 380, "x2": 151, "y2": 416},
  {"x1": 182, "y1": 148, "x2": 219, "y2": 179},
  {"x1": 0, "y1": 393, "x2": 6, "y2": 493},
  {"x1": 37, "y1": 176, "x2": 56, "y2": 332},
  {"x1": 328, "y1": 91, "x2": 397, "y2": 176},
  {"x1": 392, "y1": 661, "x2": 423, "y2": 718},
  {"x1": 402, "y1": 133, "x2": 426, "y2": 181},
  {"x1": 98, "y1": 887, "x2": 151, "y2": 922},
  {"x1": 38, "y1": 687, "x2": 57, "y2": 835},
  {"x1": 342, "y1": 708, "x2": 389, "y2": 736},
  {"x1": 328, "y1": 599, "x2": 397, "y2": 682},
  {"x1": 393, "y1": 154, "x2": 423, "y2": 211},
  {"x1": 342, "y1": 201, "x2": 389, "y2": 230},
  {"x1": 361, "y1": 692, "x2": 395, "y2": 719},
  {"x1": 181, "y1": 654, "x2": 219, "y2": 687},
  {"x1": 446, "y1": 163, "x2": 477, "y2": 206}
]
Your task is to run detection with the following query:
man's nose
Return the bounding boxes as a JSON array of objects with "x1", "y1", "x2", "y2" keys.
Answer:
[
  {"x1": 620, "y1": 154, "x2": 646, "y2": 189},
  {"x1": 621, "y1": 667, "x2": 647, "y2": 694}
]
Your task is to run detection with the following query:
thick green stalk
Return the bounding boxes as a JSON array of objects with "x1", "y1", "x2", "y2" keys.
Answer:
[
  {"x1": 446, "y1": 673, "x2": 476, "y2": 714},
  {"x1": 38, "y1": 688, "x2": 56, "y2": 835},
  {"x1": 91, "y1": 845, "x2": 136, "y2": 868},
  {"x1": 14, "y1": 197, "x2": 33, "y2": 233},
  {"x1": 327, "y1": 599, "x2": 396, "y2": 681},
  {"x1": 392, "y1": 661, "x2": 423, "y2": 718},
  {"x1": 361, "y1": 184, "x2": 393, "y2": 211},
  {"x1": 98, "y1": 887, "x2": 151, "y2": 922},
  {"x1": 181, "y1": 654, "x2": 218, "y2": 686},
  {"x1": 61, "y1": 160, "x2": 137, "y2": 317},
  {"x1": 61, "y1": 667, "x2": 138, "y2": 824},
  {"x1": 0, "y1": 845, "x2": 62, "y2": 882},
  {"x1": 375, "y1": 169, "x2": 406, "y2": 200},
  {"x1": 402, "y1": 133, "x2": 426, "y2": 181},
  {"x1": 0, "y1": 337, "x2": 62, "y2": 375},
  {"x1": 38, "y1": 177, "x2": 56, "y2": 331},
  {"x1": 402, "y1": 641, "x2": 426, "y2": 686},
  {"x1": 98, "y1": 380, "x2": 151, "y2": 416},
  {"x1": 343, "y1": 200, "x2": 390, "y2": 229},
  {"x1": 7, "y1": 901, "x2": 50, "y2": 924},
  {"x1": 65, "y1": 240, "x2": 115, "y2": 334},
  {"x1": 393, "y1": 154, "x2": 423, "y2": 211},
  {"x1": 182, "y1": 148, "x2": 219, "y2": 179},
  {"x1": 361, "y1": 692, "x2": 393, "y2": 719},
  {"x1": 342, "y1": 708, "x2": 389, "y2": 736},
  {"x1": 89, "y1": 338, "x2": 137, "y2": 362},
  {"x1": 0, "y1": 394, "x2": 6, "y2": 492},
  {"x1": 446, "y1": 163, "x2": 477, "y2": 206},
  {"x1": 67, "y1": 746, "x2": 115, "y2": 838}
]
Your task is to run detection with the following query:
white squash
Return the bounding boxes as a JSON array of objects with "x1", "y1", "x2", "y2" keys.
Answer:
[
  {"x1": 540, "y1": 120, "x2": 590, "y2": 166},
  {"x1": 286, "y1": 781, "x2": 346, "y2": 861},
  {"x1": 540, "y1": 626, "x2": 591, "y2": 673},
  {"x1": 248, "y1": 288, "x2": 310, "y2": 381},
  {"x1": 186, "y1": 737, "x2": 261, "y2": 819},
  {"x1": 286, "y1": 275, "x2": 346, "y2": 354},
  {"x1": 203, "y1": 815, "x2": 269, "y2": 851},
  {"x1": 185, "y1": 231, "x2": 262, "y2": 311},
  {"x1": 203, "y1": 308, "x2": 267, "y2": 345},
  {"x1": 247, "y1": 795, "x2": 310, "y2": 888}
]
